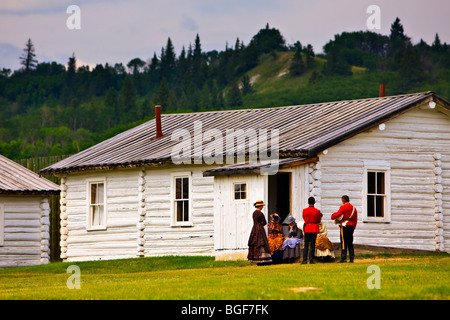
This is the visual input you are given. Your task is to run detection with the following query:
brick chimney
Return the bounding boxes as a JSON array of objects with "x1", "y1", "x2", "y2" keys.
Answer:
[
  {"x1": 379, "y1": 84, "x2": 385, "y2": 97},
  {"x1": 155, "y1": 105, "x2": 163, "y2": 138}
]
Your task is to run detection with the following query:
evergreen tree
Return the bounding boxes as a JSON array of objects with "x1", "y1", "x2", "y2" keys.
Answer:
[
  {"x1": 20, "y1": 38, "x2": 38, "y2": 74},
  {"x1": 389, "y1": 17, "x2": 407, "y2": 43},
  {"x1": 199, "y1": 82, "x2": 212, "y2": 110},
  {"x1": 156, "y1": 78, "x2": 170, "y2": 112},
  {"x1": 160, "y1": 37, "x2": 176, "y2": 82},
  {"x1": 388, "y1": 17, "x2": 411, "y2": 60},
  {"x1": 61, "y1": 53, "x2": 77, "y2": 106},
  {"x1": 148, "y1": 53, "x2": 160, "y2": 86},
  {"x1": 119, "y1": 75, "x2": 137, "y2": 122},
  {"x1": 226, "y1": 82, "x2": 243, "y2": 107},
  {"x1": 193, "y1": 34, "x2": 202, "y2": 60},
  {"x1": 241, "y1": 75, "x2": 253, "y2": 95},
  {"x1": 192, "y1": 34, "x2": 205, "y2": 89},
  {"x1": 397, "y1": 46, "x2": 424, "y2": 88},
  {"x1": 105, "y1": 87, "x2": 119, "y2": 125},
  {"x1": 432, "y1": 33, "x2": 442, "y2": 51},
  {"x1": 304, "y1": 44, "x2": 315, "y2": 69},
  {"x1": 290, "y1": 46, "x2": 305, "y2": 76},
  {"x1": 67, "y1": 53, "x2": 77, "y2": 82}
]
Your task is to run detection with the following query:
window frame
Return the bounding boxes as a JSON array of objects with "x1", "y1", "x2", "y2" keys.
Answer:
[
  {"x1": 86, "y1": 178, "x2": 107, "y2": 231},
  {"x1": 363, "y1": 164, "x2": 391, "y2": 223},
  {"x1": 171, "y1": 172, "x2": 192, "y2": 227},
  {"x1": 233, "y1": 182, "x2": 247, "y2": 200}
]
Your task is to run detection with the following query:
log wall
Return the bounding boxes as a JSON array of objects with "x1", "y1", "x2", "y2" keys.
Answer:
[
  {"x1": 0, "y1": 196, "x2": 50, "y2": 267},
  {"x1": 61, "y1": 170, "x2": 140, "y2": 261},
  {"x1": 316, "y1": 105, "x2": 450, "y2": 252}
]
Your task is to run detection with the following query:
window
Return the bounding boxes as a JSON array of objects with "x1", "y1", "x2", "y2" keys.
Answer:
[
  {"x1": 363, "y1": 164, "x2": 390, "y2": 222},
  {"x1": 234, "y1": 183, "x2": 247, "y2": 200},
  {"x1": 172, "y1": 173, "x2": 191, "y2": 226},
  {"x1": 87, "y1": 180, "x2": 106, "y2": 230},
  {"x1": 367, "y1": 171, "x2": 385, "y2": 217}
]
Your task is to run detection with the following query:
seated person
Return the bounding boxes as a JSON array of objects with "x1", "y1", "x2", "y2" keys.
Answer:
[
  {"x1": 267, "y1": 213, "x2": 284, "y2": 264},
  {"x1": 315, "y1": 222, "x2": 335, "y2": 262},
  {"x1": 282, "y1": 216, "x2": 303, "y2": 263}
]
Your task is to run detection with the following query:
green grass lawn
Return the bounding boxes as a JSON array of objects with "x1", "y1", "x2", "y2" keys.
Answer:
[{"x1": 0, "y1": 254, "x2": 449, "y2": 300}]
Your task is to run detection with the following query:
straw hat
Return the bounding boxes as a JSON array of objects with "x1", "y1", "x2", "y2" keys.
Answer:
[{"x1": 253, "y1": 200, "x2": 265, "y2": 207}]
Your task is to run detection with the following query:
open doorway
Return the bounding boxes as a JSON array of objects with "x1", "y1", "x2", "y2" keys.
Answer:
[{"x1": 267, "y1": 172, "x2": 291, "y2": 224}]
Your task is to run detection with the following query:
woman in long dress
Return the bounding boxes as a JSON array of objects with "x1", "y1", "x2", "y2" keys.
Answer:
[{"x1": 247, "y1": 200, "x2": 272, "y2": 265}]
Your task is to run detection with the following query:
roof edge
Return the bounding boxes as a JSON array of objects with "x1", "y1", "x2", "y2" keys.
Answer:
[{"x1": 307, "y1": 91, "x2": 445, "y2": 156}]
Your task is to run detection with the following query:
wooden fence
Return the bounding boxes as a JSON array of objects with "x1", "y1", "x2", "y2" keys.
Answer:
[{"x1": 16, "y1": 155, "x2": 70, "y2": 262}]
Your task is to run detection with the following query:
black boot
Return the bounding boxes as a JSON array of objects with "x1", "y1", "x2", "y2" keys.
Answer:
[{"x1": 349, "y1": 246, "x2": 355, "y2": 263}]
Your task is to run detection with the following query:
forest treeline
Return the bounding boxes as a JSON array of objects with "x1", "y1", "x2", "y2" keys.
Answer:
[{"x1": 0, "y1": 19, "x2": 449, "y2": 161}]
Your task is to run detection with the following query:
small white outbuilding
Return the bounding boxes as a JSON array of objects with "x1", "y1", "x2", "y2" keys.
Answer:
[{"x1": 0, "y1": 154, "x2": 60, "y2": 268}]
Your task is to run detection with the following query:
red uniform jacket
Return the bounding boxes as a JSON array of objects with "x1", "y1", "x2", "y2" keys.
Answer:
[
  {"x1": 331, "y1": 203, "x2": 358, "y2": 228},
  {"x1": 302, "y1": 206, "x2": 322, "y2": 233}
]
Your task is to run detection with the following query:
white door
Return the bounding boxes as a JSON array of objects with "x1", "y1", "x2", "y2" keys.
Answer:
[{"x1": 214, "y1": 175, "x2": 267, "y2": 250}]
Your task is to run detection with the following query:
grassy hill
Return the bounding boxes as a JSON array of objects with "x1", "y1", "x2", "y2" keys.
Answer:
[{"x1": 239, "y1": 52, "x2": 449, "y2": 109}]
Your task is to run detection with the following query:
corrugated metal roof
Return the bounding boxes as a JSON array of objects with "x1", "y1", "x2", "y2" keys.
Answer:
[
  {"x1": 41, "y1": 91, "x2": 449, "y2": 175},
  {"x1": 203, "y1": 157, "x2": 318, "y2": 176},
  {"x1": 0, "y1": 154, "x2": 60, "y2": 194}
]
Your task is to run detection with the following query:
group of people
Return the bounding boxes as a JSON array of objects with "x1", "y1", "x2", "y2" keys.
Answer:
[{"x1": 247, "y1": 195, "x2": 357, "y2": 265}]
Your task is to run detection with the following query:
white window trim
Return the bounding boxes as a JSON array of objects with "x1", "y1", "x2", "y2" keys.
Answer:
[
  {"x1": 171, "y1": 171, "x2": 193, "y2": 227},
  {"x1": 362, "y1": 165, "x2": 391, "y2": 223},
  {"x1": 233, "y1": 182, "x2": 247, "y2": 201},
  {"x1": 0, "y1": 203, "x2": 4, "y2": 246},
  {"x1": 86, "y1": 177, "x2": 107, "y2": 231}
]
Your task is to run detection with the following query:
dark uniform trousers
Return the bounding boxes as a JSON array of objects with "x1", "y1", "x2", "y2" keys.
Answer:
[
  {"x1": 340, "y1": 225, "x2": 355, "y2": 262},
  {"x1": 302, "y1": 233, "x2": 317, "y2": 263}
]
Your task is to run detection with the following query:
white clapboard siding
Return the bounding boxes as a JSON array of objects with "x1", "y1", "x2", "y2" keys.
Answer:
[
  {"x1": 62, "y1": 170, "x2": 140, "y2": 262},
  {"x1": 143, "y1": 165, "x2": 215, "y2": 257},
  {"x1": 318, "y1": 106, "x2": 450, "y2": 252},
  {"x1": 0, "y1": 196, "x2": 50, "y2": 268}
]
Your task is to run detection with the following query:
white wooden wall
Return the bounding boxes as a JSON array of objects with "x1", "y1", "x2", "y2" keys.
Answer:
[
  {"x1": 61, "y1": 170, "x2": 140, "y2": 261},
  {"x1": 143, "y1": 165, "x2": 215, "y2": 256},
  {"x1": 316, "y1": 104, "x2": 450, "y2": 252},
  {"x1": 0, "y1": 196, "x2": 50, "y2": 268},
  {"x1": 61, "y1": 165, "x2": 216, "y2": 262}
]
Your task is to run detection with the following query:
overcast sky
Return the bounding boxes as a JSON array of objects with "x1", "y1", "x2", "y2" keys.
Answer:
[{"x1": 1, "y1": 0, "x2": 449, "y2": 71}]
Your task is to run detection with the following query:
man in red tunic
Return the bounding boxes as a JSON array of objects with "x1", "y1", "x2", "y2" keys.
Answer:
[
  {"x1": 302, "y1": 197, "x2": 322, "y2": 264},
  {"x1": 331, "y1": 195, "x2": 357, "y2": 263}
]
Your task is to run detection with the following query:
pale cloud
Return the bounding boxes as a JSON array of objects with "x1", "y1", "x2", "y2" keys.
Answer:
[
  {"x1": 0, "y1": 0, "x2": 71, "y2": 15},
  {"x1": 180, "y1": 14, "x2": 199, "y2": 32}
]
